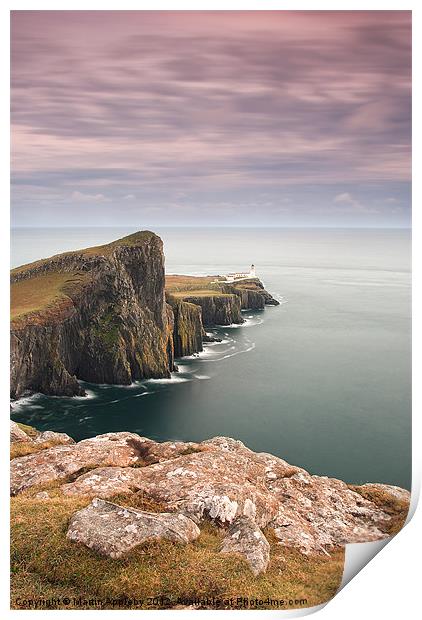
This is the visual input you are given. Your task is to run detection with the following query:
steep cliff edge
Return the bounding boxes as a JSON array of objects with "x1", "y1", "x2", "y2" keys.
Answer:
[
  {"x1": 11, "y1": 235, "x2": 280, "y2": 397},
  {"x1": 168, "y1": 299, "x2": 204, "y2": 358},
  {"x1": 165, "y1": 274, "x2": 279, "y2": 330},
  {"x1": 10, "y1": 232, "x2": 174, "y2": 398}
]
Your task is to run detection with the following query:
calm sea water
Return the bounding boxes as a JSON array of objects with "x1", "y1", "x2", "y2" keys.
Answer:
[{"x1": 10, "y1": 227, "x2": 411, "y2": 489}]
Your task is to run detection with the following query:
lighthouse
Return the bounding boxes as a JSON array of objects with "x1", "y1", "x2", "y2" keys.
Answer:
[{"x1": 250, "y1": 264, "x2": 256, "y2": 277}]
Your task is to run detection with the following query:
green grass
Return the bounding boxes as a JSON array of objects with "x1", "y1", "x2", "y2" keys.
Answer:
[{"x1": 10, "y1": 484, "x2": 344, "y2": 610}]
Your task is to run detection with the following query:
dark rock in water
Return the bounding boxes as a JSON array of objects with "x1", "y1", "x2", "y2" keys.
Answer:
[
  {"x1": 67, "y1": 498, "x2": 200, "y2": 558},
  {"x1": 202, "y1": 333, "x2": 222, "y2": 343},
  {"x1": 221, "y1": 516, "x2": 270, "y2": 575}
]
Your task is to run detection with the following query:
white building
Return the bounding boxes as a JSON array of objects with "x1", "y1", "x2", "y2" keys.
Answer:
[{"x1": 224, "y1": 264, "x2": 256, "y2": 283}]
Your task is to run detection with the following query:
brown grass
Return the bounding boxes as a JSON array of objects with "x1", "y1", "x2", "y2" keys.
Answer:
[
  {"x1": 15, "y1": 422, "x2": 38, "y2": 438},
  {"x1": 10, "y1": 273, "x2": 88, "y2": 323},
  {"x1": 10, "y1": 440, "x2": 66, "y2": 460},
  {"x1": 11, "y1": 486, "x2": 344, "y2": 610},
  {"x1": 170, "y1": 289, "x2": 226, "y2": 299},
  {"x1": 165, "y1": 275, "x2": 216, "y2": 292}
]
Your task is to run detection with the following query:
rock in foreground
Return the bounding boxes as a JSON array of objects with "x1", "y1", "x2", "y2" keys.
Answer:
[
  {"x1": 10, "y1": 432, "x2": 147, "y2": 495},
  {"x1": 10, "y1": 431, "x2": 410, "y2": 569},
  {"x1": 67, "y1": 498, "x2": 200, "y2": 558},
  {"x1": 221, "y1": 516, "x2": 270, "y2": 575}
]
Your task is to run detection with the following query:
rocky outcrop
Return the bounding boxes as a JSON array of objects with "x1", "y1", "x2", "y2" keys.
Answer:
[
  {"x1": 179, "y1": 294, "x2": 244, "y2": 327},
  {"x1": 10, "y1": 421, "x2": 31, "y2": 443},
  {"x1": 11, "y1": 233, "x2": 279, "y2": 398},
  {"x1": 10, "y1": 420, "x2": 74, "y2": 446},
  {"x1": 10, "y1": 232, "x2": 175, "y2": 398},
  {"x1": 168, "y1": 299, "x2": 204, "y2": 357},
  {"x1": 10, "y1": 432, "x2": 148, "y2": 495},
  {"x1": 221, "y1": 516, "x2": 270, "y2": 575},
  {"x1": 224, "y1": 279, "x2": 279, "y2": 309},
  {"x1": 10, "y1": 431, "x2": 410, "y2": 568},
  {"x1": 67, "y1": 498, "x2": 200, "y2": 558}
]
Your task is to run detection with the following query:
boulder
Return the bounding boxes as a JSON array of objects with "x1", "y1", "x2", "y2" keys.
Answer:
[
  {"x1": 11, "y1": 431, "x2": 410, "y2": 559},
  {"x1": 10, "y1": 421, "x2": 30, "y2": 443},
  {"x1": 35, "y1": 430, "x2": 75, "y2": 445},
  {"x1": 10, "y1": 432, "x2": 149, "y2": 495},
  {"x1": 270, "y1": 473, "x2": 391, "y2": 554},
  {"x1": 67, "y1": 498, "x2": 200, "y2": 558},
  {"x1": 221, "y1": 516, "x2": 270, "y2": 575}
]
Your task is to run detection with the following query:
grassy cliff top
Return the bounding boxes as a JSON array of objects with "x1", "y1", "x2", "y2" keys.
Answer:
[
  {"x1": 165, "y1": 275, "x2": 227, "y2": 301},
  {"x1": 11, "y1": 231, "x2": 159, "y2": 324},
  {"x1": 11, "y1": 231, "x2": 158, "y2": 277},
  {"x1": 11, "y1": 272, "x2": 89, "y2": 324}
]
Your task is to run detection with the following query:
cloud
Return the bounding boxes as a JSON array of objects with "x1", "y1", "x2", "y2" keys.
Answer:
[
  {"x1": 70, "y1": 191, "x2": 109, "y2": 203},
  {"x1": 334, "y1": 192, "x2": 359, "y2": 207},
  {"x1": 10, "y1": 10, "x2": 411, "y2": 226}
]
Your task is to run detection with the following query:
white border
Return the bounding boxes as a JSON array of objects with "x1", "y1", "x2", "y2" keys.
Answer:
[{"x1": 1, "y1": 2, "x2": 419, "y2": 619}]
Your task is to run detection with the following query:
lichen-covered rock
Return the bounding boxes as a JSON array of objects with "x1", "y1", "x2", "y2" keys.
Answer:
[
  {"x1": 353, "y1": 483, "x2": 411, "y2": 505},
  {"x1": 11, "y1": 432, "x2": 410, "y2": 560},
  {"x1": 10, "y1": 421, "x2": 30, "y2": 443},
  {"x1": 61, "y1": 438, "x2": 297, "y2": 527},
  {"x1": 221, "y1": 516, "x2": 270, "y2": 575},
  {"x1": 270, "y1": 473, "x2": 392, "y2": 554},
  {"x1": 35, "y1": 430, "x2": 75, "y2": 445},
  {"x1": 10, "y1": 432, "x2": 148, "y2": 495},
  {"x1": 67, "y1": 498, "x2": 200, "y2": 558}
]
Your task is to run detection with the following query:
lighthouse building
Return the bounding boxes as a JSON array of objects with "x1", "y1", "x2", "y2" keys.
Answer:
[{"x1": 224, "y1": 264, "x2": 256, "y2": 283}]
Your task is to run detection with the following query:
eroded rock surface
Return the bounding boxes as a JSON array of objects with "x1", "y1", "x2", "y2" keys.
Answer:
[
  {"x1": 10, "y1": 432, "x2": 148, "y2": 495},
  {"x1": 10, "y1": 421, "x2": 30, "y2": 443},
  {"x1": 221, "y1": 516, "x2": 270, "y2": 575},
  {"x1": 67, "y1": 498, "x2": 200, "y2": 558},
  {"x1": 11, "y1": 432, "x2": 410, "y2": 564}
]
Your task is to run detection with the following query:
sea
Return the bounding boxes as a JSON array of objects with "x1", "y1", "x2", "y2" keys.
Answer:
[{"x1": 10, "y1": 227, "x2": 411, "y2": 489}]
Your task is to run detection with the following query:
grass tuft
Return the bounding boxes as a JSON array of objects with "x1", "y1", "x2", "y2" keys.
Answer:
[{"x1": 11, "y1": 485, "x2": 344, "y2": 610}]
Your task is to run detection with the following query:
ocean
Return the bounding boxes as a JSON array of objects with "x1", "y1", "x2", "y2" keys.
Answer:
[{"x1": 10, "y1": 227, "x2": 411, "y2": 489}]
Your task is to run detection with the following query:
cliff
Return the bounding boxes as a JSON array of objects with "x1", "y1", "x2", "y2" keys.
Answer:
[
  {"x1": 11, "y1": 233, "x2": 280, "y2": 397},
  {"x1": 173, "y1": 293, "x2": 244, "y2": 327},
  {"x1": 10, "y1": 422, "x2": 410, "y2": 609},
  {"x1": 10, "y1": 232, "x2": 174, "y2": 398},
  {"x1": 168, "y1": 300, "x2": 204, "y2": 358},
  {"x1": 165, "y1": 274, "x2": 278, "y2": 328}
]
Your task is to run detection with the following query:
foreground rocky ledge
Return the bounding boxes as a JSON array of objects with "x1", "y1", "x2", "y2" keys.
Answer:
[{"x1": 10, "y1": 422, "x2": 410, "y2": 576}]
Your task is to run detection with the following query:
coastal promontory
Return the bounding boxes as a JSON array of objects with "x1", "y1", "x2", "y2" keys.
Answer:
[{"x1": 10, "y1": 231, "x2": 278, "y2": 398}]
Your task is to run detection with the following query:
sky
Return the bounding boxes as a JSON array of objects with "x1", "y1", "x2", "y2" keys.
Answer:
[{"x1": 11, "y1": 10, "x2": 411, "y2": 228}]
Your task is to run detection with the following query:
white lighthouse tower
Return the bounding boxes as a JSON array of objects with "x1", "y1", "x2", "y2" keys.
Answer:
[{"x1": 249, "y1": 264, "x2": 256, "y2": 278}]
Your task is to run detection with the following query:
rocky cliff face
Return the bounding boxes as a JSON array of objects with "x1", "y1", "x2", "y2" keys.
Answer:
[
  {"x1": 10, "y1": 424, "x2": 410, "y2": 576},
  {"x1": 10, "y1": 232, "x2": 174, "y2": 398},
  {"x1": 178, "y1": 294, "x2": 244, "y2": 327},
  {"x1": 11, "y1": 232, "x2": 280, "y2": 398},
  {"x1": 168, "y1": 299, "x2": 204, "y2": 358}
]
